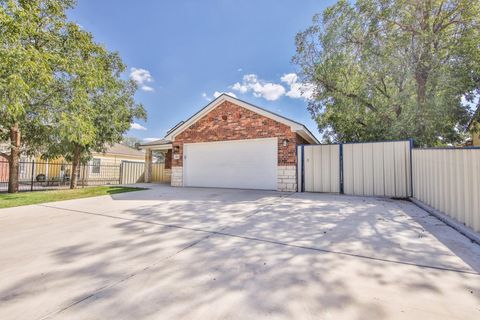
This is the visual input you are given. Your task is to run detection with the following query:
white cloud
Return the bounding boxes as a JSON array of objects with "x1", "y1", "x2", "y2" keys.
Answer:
[
  {"x1": 130, "y1": 122, "x2": 147, "y2": 131},
  {"x1": 280, "y1": 73, "x2": 298, "y2": 86},
  {"x1": 281, "y1": 73, "x2": 315, "y2": 100},
  {"x1": 142, "y1": 137, "x2": 161, "y2": 142},
  {"x1": 202, "y1": 91, "x2": 237, "y2": 101},
  {"x1": 232, "y1": 81, "x2": 248, "y2": 94},
  {"x1": 237, "y1": 68, "x2": 243, "y2": 72},
  {"x1": 213, "y1": 91, "x2": 237, "y2": 98},
  {"x1": 231, "y1": 74, "x2": 285, "y2": 101},
  {"x1": 130, "y1": 68, "x2": 155, "y2": 92},
  {"x1": 141, "y1": 85, "x2": 154, "y2": 92}
]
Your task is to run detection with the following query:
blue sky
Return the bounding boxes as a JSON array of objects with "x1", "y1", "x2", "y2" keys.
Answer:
[{"x1": 68, "y1": 0, "x2": 336, "y2": 142}]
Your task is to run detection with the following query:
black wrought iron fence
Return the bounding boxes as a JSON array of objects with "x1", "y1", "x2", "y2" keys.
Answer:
[{"x1": 0, "y1": 160, "x2": 125, "y2": 192}]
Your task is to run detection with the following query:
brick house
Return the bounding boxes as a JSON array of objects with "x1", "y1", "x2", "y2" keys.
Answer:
[{"x1": 140, "y1": 94, "x2": 318, "y2": 191}]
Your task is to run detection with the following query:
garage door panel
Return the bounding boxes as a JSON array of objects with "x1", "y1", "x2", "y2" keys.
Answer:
[{"x1": 184, "y1": 138, "x2": 277, "y2": 190}]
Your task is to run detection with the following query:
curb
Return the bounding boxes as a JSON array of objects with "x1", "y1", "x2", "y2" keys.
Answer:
[{"x1": 410, "y1": 198, "x2": 480, "y2": 245}]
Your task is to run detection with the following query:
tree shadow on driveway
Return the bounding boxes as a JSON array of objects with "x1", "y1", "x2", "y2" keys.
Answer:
[{"x1": 0, "y1": 186, "x2": 479, "y2": 319}]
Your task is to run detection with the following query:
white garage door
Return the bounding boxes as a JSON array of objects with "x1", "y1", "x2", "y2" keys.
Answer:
[{"x1": 183, "y1": 138, "x2": 278, "y2": 190}]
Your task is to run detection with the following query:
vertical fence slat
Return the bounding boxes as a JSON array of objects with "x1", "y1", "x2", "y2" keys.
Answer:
[
  {"x1": 330, "y1": 145, "x2": 340, "y2": 193},
  {"x1": 362, "y1": 143, "x2": 374, "y2": 196}
]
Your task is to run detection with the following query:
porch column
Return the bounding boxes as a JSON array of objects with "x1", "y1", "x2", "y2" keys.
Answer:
[{"x1": 144, "y1": 148, "x2": 152, "y2": 183}]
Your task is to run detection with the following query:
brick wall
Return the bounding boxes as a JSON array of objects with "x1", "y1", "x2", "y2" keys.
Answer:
[
  {"x1": 172, "y1": 101, "x2": 299, "y2": 166},
  {"x1": 164, "y1": 149, "x2": 172, "y2": 169}
]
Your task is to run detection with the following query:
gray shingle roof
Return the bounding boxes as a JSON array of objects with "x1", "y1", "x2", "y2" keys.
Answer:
[
  {"x1": 97, "y1": 143, "x2": 145, "y2": 157},
  {"x1": 139, "y1": 139, "x2": 172, "y2": 147}
]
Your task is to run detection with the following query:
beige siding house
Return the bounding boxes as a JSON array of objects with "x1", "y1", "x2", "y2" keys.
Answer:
[{"x1": 82, "y1": 144, "x2": 145, "y2": 184}]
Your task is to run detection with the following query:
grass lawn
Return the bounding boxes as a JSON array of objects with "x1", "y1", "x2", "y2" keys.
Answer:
[{"x1": 0, "y1": 186, "x2": 146, "y2": 209}]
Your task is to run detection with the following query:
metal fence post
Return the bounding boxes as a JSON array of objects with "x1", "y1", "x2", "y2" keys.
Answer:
[
  {"x1": 119, "y1": 162, "x2": 123, "y2": 185},
  {"x1": 82, "y1": 164, "x2": 86, "y2": 188},
  {"x1": 339, "y1": 143, "x2": 344, "y2": 194},
  {"x1": 301, "y1": 145, "x2": 305, "y2": 192},
  {"x1": 409, "y1": 138, "x2": 414, "y2": 197},
  {"x1": 30, "y1": 160, "x2": 35, "y2": 191}
]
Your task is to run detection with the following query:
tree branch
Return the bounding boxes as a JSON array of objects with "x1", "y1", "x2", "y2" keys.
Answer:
[{"x1": 318, "y1": 78, "x2": 378, "y2": 112}]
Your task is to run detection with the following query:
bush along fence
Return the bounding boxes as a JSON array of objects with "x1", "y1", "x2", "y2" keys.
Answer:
[{"x1": 297, "y1": 140, "x2": 480, "y2": 234}]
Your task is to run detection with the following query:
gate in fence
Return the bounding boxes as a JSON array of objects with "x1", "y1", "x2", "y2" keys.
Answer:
[
  {"x1": 298, "y1": 140, "x2": 412, "y2": 198},
  {"x1": 298, "y1": 144, "x2": 341, "y2": 193}
]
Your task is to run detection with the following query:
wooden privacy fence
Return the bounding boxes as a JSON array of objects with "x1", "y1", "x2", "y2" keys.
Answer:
[
  {"x1": 151, "y1": 163, "x2": 171, "y2": 183},
  {"x1": 412, "y1": 148, "x2": 480, "y2": 232},
  {"x1": 298, "y1": 140, "x2": 411, "y2": 198}
]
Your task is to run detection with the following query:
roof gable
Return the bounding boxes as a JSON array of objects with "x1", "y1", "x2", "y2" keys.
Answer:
[{"x1": 164, "y1": 94, "x2": 318, "y2": 143}]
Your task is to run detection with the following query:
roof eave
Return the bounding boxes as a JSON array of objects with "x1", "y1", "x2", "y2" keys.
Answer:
[
  {"x1": 295, "y1": 128, "x2": 319, "y2": 144},
  {"x1": 138, "y1": 143, "x2": 173, "y2": 150}
]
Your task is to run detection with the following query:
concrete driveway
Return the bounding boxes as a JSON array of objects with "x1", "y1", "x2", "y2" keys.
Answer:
[{"x1": 0, "y1": 184, "x2": 479, "y2": 320}]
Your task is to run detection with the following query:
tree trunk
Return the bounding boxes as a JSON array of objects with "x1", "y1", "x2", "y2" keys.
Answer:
[
  {"x1": 415, "y1": 67, "x2": 429, "y2": 143},
  {"x1": 416, "y1": 71, "x2": 427, "y2": 108},
  {"x1": 7, "y1": 123, "x2": 21, "y2": 193},
  {"x1": 70, "y1": 144, "x2": 81, "y2": 189}
]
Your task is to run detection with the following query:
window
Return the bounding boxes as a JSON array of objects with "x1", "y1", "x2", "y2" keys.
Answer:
[{"x1": 91, "y1": 158, "x2": 101, "y2": 174}]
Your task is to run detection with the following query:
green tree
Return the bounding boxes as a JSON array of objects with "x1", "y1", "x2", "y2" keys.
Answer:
[
  {"x1": 44, "y1": 26, "x2": 146, "y2": 189},
  {"x1": 294, "y1": 0, "x2": 480, "y2": 146},
  {"x1": 121, "y1": 136, "x2": 142, "y2": 149},
  {"x1": 0, "y1": 0, "x2": 75, "y2": 192}
]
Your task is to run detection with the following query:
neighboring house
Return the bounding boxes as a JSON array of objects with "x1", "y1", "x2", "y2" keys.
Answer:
[
  {"x1": 90, "y1": 143, "x2": 145, "y2": 165},
  {"x1": 467, "y1": 106, "x2": 480, "y2": 146},
  {"x1": 140, "y1": 94, "x2": 318, "y2": 191},
  {"x1": 83, "y1": 143, "x2": 145, "y2": 184}
]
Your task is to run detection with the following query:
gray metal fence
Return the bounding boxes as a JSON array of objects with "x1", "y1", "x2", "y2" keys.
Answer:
[
  {"x1": 412, "y1": 148, "x2": 480, "y2": 232},
  {"x1": 120, "y1": 161, "x2": 145, "y2": 184},
  {"x1": 298, "y1": 140, "x2": 411, "y2": 198},
  {"x1": 342, "y1": 141, "x2": 411, "y2": 198}
]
